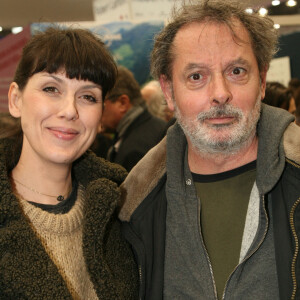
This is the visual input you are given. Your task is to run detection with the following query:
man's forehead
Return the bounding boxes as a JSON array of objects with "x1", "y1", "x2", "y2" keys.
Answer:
[
  {"x1": 174, "y1": 19, "x2": 250, "y2": 45},
  {"x1": 170, "y1": 20, "x2": 255, "y2": 68}
]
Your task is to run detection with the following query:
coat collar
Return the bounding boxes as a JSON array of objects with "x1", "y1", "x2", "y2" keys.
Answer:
[{"x1": 119, "y1": 105, "x2": 300, "y2": 222}]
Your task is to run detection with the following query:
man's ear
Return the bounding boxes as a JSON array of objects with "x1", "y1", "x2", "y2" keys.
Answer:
[
  {"x1": 159, "y1": 75, "x2": 175, "y2": 111},
  {"x1": 260, "y1": 67, "x2": 268, "y2": 100},
  {"x1": 117, "y1": 94, "x2": 132, "y2": 113},
  {"x1": 8, "y1": 82, "x2": 22, "y2": 118}
]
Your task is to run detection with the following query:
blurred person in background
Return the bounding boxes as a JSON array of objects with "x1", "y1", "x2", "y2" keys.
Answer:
[
  {"x1": 289, "y1": 78, "x2": 300, "y2": 104},
  {"x1": 294, "y1": 86, "x2": 300, "y2": 126},
  {"x1": 142, "y1": 80, "x2": 175, "y2": 124},
  {"x1": 295, "y1": 105, "x2": 300, "y2": 126},
  {"x1": 0, "y1": 27, "x2": 137, "y2": 299},
  {"x1": 263, "y1": 81, "x2": 296, "y2": 114},
  {"x1": 102, "y1": 66, "x2": 166, "y2": 171},
  {"x1": 141, "y1": 80, "x2": 167, "y2": 121},
  {"x1": 90, "y1": 119, "x2": 113, "y2": 158}
]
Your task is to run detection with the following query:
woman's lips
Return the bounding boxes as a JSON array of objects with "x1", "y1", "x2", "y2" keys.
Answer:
[{"x1": 48, "y1": 127, "x2": 79, "y2": 140}]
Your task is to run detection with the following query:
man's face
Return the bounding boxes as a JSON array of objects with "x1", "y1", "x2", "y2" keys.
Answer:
[
  {"x1": 160, "y1": 21, "x2": 267, "y2": 155},
  {"x1": 101, "y1": 98, "x2": 124, "y2": 131}
]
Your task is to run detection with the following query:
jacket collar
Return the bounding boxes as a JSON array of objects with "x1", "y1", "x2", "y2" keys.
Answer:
[
  {"x1": 119, "y1": 104, "x2": 299, "y2": 221},
  {"x1": 0, "y1": 138, "x2": 126, "y2": 218},
  {"x1": 256, "y1": 104, "x2": 296, "y2": 195}
]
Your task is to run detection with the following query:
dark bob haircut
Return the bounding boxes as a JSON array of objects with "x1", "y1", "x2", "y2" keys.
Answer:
[{"x1": 14, "y1": 26, "x2": 117, "y2": 100}]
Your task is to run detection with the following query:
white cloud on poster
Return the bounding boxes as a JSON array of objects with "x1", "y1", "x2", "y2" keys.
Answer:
[{"x1": 93, "y1": 0, "x2": 182, "y2": 23}]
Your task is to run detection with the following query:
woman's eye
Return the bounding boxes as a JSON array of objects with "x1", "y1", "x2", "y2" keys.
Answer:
[
  {"x1": 82, "y1": 94, "x2": 97, "y2": 103},
  {"x1": 43, "y1": 86, "x2": 58, "y2": 93}
]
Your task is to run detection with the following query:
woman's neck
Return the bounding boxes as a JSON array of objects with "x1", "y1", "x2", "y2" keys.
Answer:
[{"x1": 11, "y1": 152, "x2": 73, "y2": 205}]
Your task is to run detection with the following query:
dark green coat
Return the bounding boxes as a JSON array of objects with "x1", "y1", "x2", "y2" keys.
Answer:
[{"x1": 0, "y1": 138, "x2": 138, "y2": 299}]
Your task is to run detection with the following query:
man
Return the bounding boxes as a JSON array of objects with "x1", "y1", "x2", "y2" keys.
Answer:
[
  {"x1": 119, "y1": 0, "x2": 300, "y2": 299},
  {"x1": 102, "y1": 66, "x2": 166, "y2": 171},
  {"x1": 141, "y1": 80, "x2": 175, "y2": 123}
]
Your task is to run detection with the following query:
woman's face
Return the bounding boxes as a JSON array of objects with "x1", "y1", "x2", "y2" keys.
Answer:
[{"x1": 9, "y1": 70, "x2": 103, "y2": 166}]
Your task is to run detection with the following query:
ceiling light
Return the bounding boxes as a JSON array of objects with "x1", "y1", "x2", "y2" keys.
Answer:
[
  {"x1": 286, "y1": 0, "x2": 297, "y2": 6},
  {"x1": 272, "y1": 0, "x2": 281, "y2": 5},
  {"x1": 274, "y1": 24, "x2": 281, "y2": 29},
  {"x1": 0, "y1": 27, "x2": 2, "y2": 32},
  {"x1": 11, "y1": 27, "x2": 23, "y2": 34},
  {"x1": 245, "y1": 8, "x2": 253, "y2": 14},
  {"x1": 259, "y1": 7, "x2": 268, "y2": 16}
]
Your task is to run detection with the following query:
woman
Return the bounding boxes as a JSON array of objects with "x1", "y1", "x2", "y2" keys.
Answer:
[{"x1": 0, "y1": 27, "x2": 137, "y2": 299}]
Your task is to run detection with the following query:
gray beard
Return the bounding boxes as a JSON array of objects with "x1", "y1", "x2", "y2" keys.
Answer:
[{"x1": 174, "y1": 94, "x2": 261, "y2": 156}]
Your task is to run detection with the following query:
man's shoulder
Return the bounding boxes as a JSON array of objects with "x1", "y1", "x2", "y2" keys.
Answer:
[
  {"x1": 130, "y1": 108, "x2": 166, "y2": 130},
  {"x1": 121, "y1": 110, "x2": 167, "y2": 152},
  {"x1": 284, "y1": 122, "x2": 300, "y2": 165},
  {"x1": 119, "y1": 137, "x2": 167, "y2": 222}
]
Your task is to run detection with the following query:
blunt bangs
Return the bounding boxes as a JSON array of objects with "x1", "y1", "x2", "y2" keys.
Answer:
[{"x1": 14, "y1": 27, "x2": 117, "y2": 100}]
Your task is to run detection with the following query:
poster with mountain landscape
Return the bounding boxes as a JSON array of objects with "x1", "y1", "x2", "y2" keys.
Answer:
[
  {"x1": 91, "y1": 21, "x2": 164, "y2": 85},
  {"x1": 31, "y1": 21, "x2": 164, "y2": 85}
]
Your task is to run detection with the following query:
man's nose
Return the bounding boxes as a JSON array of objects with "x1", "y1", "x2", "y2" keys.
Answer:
[{"x1": 209, "y1": 74, "x2": 232, "y2": 106}]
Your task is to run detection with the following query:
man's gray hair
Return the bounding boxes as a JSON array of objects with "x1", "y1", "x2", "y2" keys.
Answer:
[{"x1": 151, "y1": 0, "x2": 278, "y2": 81}]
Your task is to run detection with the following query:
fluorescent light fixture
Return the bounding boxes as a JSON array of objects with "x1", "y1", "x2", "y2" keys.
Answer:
[
  {"x1": 245, "y1": 8, "x2": 253, "y2": 14},
  {"x1": 286, "y1": 0, "x2": 297, "y2": 6},
  {"x1": 274, "y1": 24, "x2": 281, "y2": 29},
  {"x1": 272, "y1": 0, "x2": 281, "y2": 5},
  {"x1": 12, "y1": 27, "x2": 23, "y2": 34},
  {"x1": 259, "y1": 7, "x2": 268, "y2": 16}
]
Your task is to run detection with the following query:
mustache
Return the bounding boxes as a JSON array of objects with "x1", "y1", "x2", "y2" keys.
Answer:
[{"x1": 197, "y1": 105, "x2": 243, "y2": 122}]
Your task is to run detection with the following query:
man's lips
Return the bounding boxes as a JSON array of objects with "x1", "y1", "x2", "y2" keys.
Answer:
[{"x1": 205, "y1": 116, "x2": 235, "y2": 124}]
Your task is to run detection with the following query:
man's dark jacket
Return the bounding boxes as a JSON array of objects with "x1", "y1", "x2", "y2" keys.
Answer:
[
  {"x1": 108, "y1": 108, "x2": 166, "y2": 172},
  {"x1": 119, "y1": 105, "x2": 300, "y2": 300}
]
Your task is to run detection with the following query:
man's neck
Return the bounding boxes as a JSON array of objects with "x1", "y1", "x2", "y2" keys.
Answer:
[{"x1": 188, "y1": 136, "x2": 258, "y2": 175}]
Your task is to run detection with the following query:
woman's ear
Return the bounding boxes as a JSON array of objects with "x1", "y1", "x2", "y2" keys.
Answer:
[{"x1": 8, "y1": 82, "x2": 22, "y2": 118}]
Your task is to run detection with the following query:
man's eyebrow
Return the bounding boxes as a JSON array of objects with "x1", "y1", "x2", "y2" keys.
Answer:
[
  {"x1": 183, "y1": 58, "x2": 251, "y2": 71},
  {"x1": 227, "y1": 57, "x2": 251, "y2": 68},
  {"x1": 183, "y1": 63, "x2": 208, "y2": 73}
]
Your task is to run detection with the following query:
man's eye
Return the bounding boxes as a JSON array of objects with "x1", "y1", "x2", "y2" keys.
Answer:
[
  {"x1": 232, "y1": 67, "x2": 245, "y2": 75},
  {"x1": 43, "y1": 86, "x2": 58, "y2": 93},
  {"x1": 189, "y1": 73, "x2": 202, "y2": 81}
]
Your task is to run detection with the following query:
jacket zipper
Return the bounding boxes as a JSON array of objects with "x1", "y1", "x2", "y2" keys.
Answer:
[
  {"x1": 138, "y1": 264, "x2": 142, "y2": 300},
  {"x1": 289, "y1": 197, "x2": 300, "y2": 300},
  {"x1": 125, "y1": 222, "x2": 144, "y2": 300},
  {"x1": 222, "y1": 195, "x2": 269, "y2": 300},
  {"x1": 286, "y1": 157, "x2": 300, "y2": 299},
  {"x1": 197, "y1": 196, "x2": 218, "y2": 300}
]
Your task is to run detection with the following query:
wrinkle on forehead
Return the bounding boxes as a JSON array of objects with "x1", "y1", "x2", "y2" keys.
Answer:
[{"x1": 175, "y1": 18, "x2": 251, "y2": 54}]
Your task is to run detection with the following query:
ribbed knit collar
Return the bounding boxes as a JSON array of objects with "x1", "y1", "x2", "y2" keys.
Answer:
[{"x1": 18, "y1": 186, "x2": 85, "y2": 235}]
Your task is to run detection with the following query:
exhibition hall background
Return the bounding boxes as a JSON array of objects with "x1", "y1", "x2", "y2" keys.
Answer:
[{"x1": 0, "y1": 0, "x2": 300, "y2": 112}]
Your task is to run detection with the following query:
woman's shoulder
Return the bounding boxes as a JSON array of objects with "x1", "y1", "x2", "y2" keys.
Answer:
[{"x1": 73, "y1": 150, "x2": 127, "y2": 186}]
